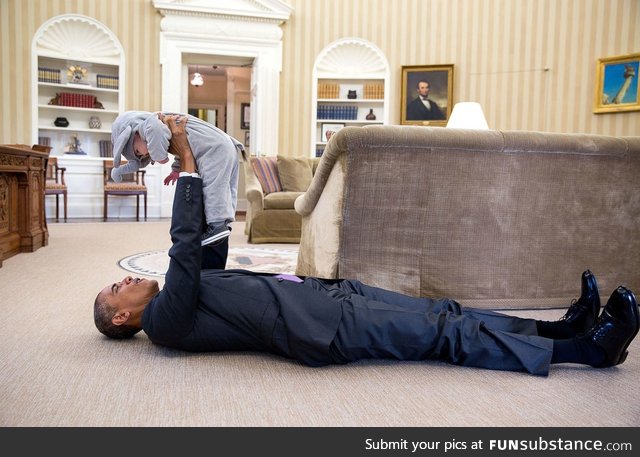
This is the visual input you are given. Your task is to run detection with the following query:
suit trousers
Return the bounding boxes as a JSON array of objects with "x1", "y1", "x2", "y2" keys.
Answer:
[
  {"x1": 200, "y1": 203, "x2": 229, "y2": 270},
  {"x1": 201, "y1": 239, "x2": 228, "y2": 270},
  {"x1": 305, "y1": 278, "x2": 553, "y2": 375}
]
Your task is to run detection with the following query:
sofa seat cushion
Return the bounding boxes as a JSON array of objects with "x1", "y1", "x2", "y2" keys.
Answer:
[{"x1": 264, "y1": 191, "x2": 304, "y2": 209}]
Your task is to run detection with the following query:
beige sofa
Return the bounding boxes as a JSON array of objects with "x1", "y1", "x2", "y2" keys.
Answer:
[
  {"x1": 295, "y1": 125, "x2": 640, "y2": 309},
  {"x1": 244, "y1": 156, "x2": 320, "y2": 243}
]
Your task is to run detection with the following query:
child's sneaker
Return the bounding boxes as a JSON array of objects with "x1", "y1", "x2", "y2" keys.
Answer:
[{"x1": 201, "y1": 222, "x2": 231, "y2": 246}]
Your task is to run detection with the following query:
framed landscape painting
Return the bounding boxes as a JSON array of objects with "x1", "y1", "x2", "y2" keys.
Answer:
[{"x1": 594, "y1": 53, "x2": 640, "y2": 114}]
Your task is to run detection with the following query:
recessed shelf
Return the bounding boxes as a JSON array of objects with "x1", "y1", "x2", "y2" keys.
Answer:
[
  {"x1": 311, "y1": 38, "x2": 390, "y2": 157},
  {"x1": 39, "y1": 104, "x2": 119, "y2": 114},
  {"x1": 38, "y1": 82, "x2": 119, "y2": 93}
]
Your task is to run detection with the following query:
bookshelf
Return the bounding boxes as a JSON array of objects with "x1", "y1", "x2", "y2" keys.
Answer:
[
  {"x1": 31, "y1": 14, "x2": 128, "y2": 219},
  {"x1": 32, "y1": 15, "x2": 124, "y2": 159},
  {"x1": 311, "y1": 38, "x2": 390, "y2": 157}
]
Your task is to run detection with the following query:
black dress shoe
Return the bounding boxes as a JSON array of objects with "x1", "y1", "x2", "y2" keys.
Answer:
[
  {"x1": 580, "y1": 286, "x2": 640, "y2": 368},
  {"x1": 560, "y1": 269, "x2": 601, "y2": 334}
]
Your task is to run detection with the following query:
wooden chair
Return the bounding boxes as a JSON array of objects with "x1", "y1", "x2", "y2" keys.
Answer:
[
  {"x1": 103, "y1": 159, "x2": 147, "y2": 221},
  {"x1": 44, "y1": 157, "x2": 68, "y2": 222}
]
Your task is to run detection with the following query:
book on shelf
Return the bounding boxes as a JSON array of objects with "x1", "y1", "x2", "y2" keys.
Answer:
[
  {"x1": 317, "y1": 82, "x2": 339, "y2": 99},
  {"x1": 96, "y1": 74, "x2": 119, "y2": 90},
  {"x1": 51, "y1": 92, "x2": 103, "y2": 109},
  {"x1": 99, "y1": 140, "x2": 113, "y2": 157},
  {"x1": 38, "y1": 67, "x2": 61, "y2": 84},
  {"x1": 363, "y1": 82, "x2": 384, "y2": 99},
  {"x1": 38, "y1": 136, "x2": 51, "y2": 147},
  {"x1": 317, "y1": 105, "x2": 358, "y2": 120}
]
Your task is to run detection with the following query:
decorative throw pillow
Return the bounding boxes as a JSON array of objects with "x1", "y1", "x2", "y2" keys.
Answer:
[
  {"x1": 277, "y1": 157, "x2": 313, "y2": 192},
  {"x1": 251, "y1": 157, "x2": 283, "y2": 194}
]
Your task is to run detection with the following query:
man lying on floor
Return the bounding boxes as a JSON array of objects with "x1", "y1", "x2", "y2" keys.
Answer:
[{"x1": 93, "y1": 115, "x2": 639, "y2": 376}]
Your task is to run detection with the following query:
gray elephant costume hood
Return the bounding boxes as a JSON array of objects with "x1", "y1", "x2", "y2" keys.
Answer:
[{"x1": 110, "y1": 111, "x2": 172, "y2": 182}]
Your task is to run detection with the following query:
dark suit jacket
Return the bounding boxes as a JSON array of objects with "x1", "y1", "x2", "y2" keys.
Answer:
[
  {"x1": 141, "y1": 177, "x2": 342, "y2": 366},
  {"x1": 406, "y1": 97, "x2": 445, "y2": 120}
]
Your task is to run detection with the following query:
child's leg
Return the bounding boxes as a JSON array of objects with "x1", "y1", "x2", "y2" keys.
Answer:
[{"x1": 200, "y1": 140, "x2": 238, "y2": 225}]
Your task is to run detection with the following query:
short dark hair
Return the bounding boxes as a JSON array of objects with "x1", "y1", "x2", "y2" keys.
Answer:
[
  {"x1": 93, "y1": 293, "x2": 141, "y2": 339},
  {"x1": 416, "y1": 80, "x2": 430, "y2": 88}
]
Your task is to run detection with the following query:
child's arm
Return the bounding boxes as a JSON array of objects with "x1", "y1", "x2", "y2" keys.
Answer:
[
  {"x1": 163, "y1": 145, "x2": 182, "y2": 185},
  {"x1": 163, "y1": 170, "x2": 180, "y2": 186}
]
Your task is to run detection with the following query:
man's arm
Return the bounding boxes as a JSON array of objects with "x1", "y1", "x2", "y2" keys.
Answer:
[
  {"x1": 164, "y1": 115, "x2": 196, "y2": 173},
  {"x1": 142, "y1": 115, "x2": 203, "y2": 340}
]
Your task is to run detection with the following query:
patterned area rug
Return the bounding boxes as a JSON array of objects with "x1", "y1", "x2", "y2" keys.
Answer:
[{"x1": 118, "y1": 246, "x2": 298, "y2": 277}]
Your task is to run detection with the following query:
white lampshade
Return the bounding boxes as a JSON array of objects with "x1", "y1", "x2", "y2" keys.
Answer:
[
  {"x1": 190, "y1": 72, "x2": 204, "y2": 87},
  {"x1": 446, "y1": 102, "x2": 489, "y2": 129}
]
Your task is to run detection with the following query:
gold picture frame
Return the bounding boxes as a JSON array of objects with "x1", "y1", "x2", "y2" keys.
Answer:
[
  {"x1": 593, "y1": 53, "x2": 640, "y2": 114},
  {"x1": 401, "y1": 64, "x2": 454, "y2": 126}
]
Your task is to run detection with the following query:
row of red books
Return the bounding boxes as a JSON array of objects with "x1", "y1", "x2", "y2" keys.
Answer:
[{"x1": 53, "y1": 92, "x2": 99, "y2": 109}]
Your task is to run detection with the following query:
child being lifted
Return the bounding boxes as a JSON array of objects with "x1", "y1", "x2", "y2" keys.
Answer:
[{"x1": 110, "y1": 111, "x2": 245, "y2": 245}]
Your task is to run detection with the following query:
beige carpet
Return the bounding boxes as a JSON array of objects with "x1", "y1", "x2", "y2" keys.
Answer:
[{"x1": 0, "y1": 220, "x2": 639, "y2": 427}]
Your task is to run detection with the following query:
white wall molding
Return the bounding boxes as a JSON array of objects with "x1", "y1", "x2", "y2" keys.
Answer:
[{"x1": 153, "y1": 0, "x2": 292, "y2": 23}]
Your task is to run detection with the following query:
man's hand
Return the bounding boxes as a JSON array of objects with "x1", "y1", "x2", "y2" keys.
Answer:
[{"x1": 160, "y1": 114, "x2": 196, "y2": 173}]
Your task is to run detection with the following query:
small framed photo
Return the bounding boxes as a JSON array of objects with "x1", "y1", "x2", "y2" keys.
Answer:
[
  {"x1": 401, "y1": 64, "x2": 454, "y2": 126},
  {"x1": 594, "y1": 53, "x2": 640, "y2": 114},
  {"x1": 240, "y1": 102, "x2": 250, "y2": 129},
  {"x1": 321, "y1": 123, "x2": 345, "y2": 143},
  {"x1": 244, "y1": 130, "x2": 250, "y2": 147}
]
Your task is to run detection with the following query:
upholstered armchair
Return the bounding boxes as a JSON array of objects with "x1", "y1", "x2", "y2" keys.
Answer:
[{"x1": 244, "y1": 156, "x2": 320, "y2": 243}]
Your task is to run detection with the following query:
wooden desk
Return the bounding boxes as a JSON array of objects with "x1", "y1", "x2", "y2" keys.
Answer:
[{"x1": 0, "y1": 144, "x2": 50, "y2": 266}]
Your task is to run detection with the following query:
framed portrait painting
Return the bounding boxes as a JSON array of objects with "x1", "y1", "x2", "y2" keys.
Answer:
[
  {"x1": 240, "y1": 103, "x2": 250, "y2": 129},
  {"x1": 401, "y1": 64, "x2": 454, "y2": 126},
  {"x1": 594, "y1": 53, "x2": 640, "y2": 114}
]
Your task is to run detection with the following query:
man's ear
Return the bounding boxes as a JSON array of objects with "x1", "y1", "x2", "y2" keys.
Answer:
[{"x1": 112, "y1": 311, "x2": 131, "y2": 326}]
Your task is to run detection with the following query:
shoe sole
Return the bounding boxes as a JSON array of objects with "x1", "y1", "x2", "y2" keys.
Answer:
[
  {"x1": 613, "y1": 290, "x2": 640, "y2": 366},
  {"x1": 201, "y1": 229, "x2": 231, "y2": 246}
]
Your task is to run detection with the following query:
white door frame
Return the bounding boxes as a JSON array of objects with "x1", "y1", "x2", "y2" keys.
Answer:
[{"x1": 153, "y1": 1, "x2": 292, "y2": 216}]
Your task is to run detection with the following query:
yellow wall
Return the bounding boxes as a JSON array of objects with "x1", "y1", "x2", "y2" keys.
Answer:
[
  {"x1": 0, "y1": 0, "x2": 162, "y2": 145},
  {"x1": 1, "y1": 0, "x2": 639, "y2": 156}
]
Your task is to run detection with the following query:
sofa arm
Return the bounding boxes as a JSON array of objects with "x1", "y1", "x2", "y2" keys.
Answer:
[
  {"x1": 244, "y1": 161, "x2": 265, "y2": 208},
  {"x1": 243, "y1": 160, "x2": 265, "y2": 238},
  {"x1": 295, "y1": 128, "x2": 354, "y2": 278},
  {"x1": 295, "y1": 127, "x2": 353, "y2": 216}
]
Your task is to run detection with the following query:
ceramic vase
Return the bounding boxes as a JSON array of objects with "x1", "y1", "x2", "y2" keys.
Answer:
[{"x1": 88, "y1": 116, "x2": 102, "y2": 129}]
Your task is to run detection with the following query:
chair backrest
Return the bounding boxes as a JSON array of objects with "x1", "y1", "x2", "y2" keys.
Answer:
[
  {"x1": 45, "y1": 157, "x2": 66, "y2": 188},
  {"x1": 103, "y1": 159, "x2": 143, "y2": 186},
  {"x1": 46, "y1": 157, "x2": 59, "y2": 182}
]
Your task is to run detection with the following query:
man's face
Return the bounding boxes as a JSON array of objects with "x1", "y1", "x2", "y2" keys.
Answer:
[
  {"x1": 99, "y1": 276, "x2": 159, "y2": 312},
  {"x1": 133, "y1": 132, "x2": 169, "y2": 164},
  {"x1": 417, "y1": 82, "x2": 430, "y2": 97}
]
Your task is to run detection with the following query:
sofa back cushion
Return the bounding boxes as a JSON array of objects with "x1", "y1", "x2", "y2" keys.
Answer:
[
  {"x1": 251, "y1": 157, "x2": 283, "y2": 194},
  {"x1": 277, "y1": 157, "x2": 313, "y2": 192}
]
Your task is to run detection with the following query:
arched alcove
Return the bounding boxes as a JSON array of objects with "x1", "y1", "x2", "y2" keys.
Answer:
[
  {"x1": 31, "y1": 14, "x2": 125, "y2": 219},
  {"x1": 311, "y1": 38, "x2": 390, "y2": 156}
]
